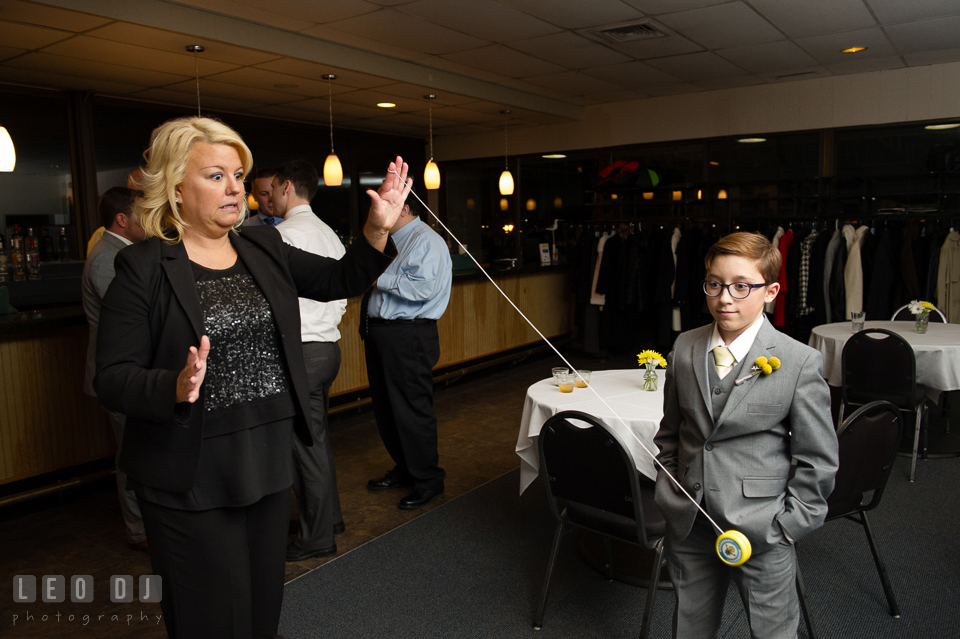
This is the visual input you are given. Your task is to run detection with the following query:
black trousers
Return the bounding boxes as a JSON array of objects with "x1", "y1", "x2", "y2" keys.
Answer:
[
  {"x1": 291, "y1": 341, "x2": 342, "y2": 550},
  {"x1": 364, "y1": 321, "x2": 445, "y2": 490},
  {"x1": 137, "y1": 488, "x2": 288, "y2": 639}
]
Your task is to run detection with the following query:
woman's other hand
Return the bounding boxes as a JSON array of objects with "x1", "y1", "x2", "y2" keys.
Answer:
[
  {"x1": 364, "y1": 156, "x2": 412, "y2": 251},
  {"x1": 176, "y1": 335, "x2": 210, "y2": 403}
]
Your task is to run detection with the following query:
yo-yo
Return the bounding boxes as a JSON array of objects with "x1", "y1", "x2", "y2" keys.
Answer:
[{"x1": 716, "y1": 530, "x2": 752, "y2": 566}]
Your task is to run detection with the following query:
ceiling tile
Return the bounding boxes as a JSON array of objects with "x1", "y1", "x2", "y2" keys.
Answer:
[
  {"x1": 581, "y1": 60, "x2": 683, "y2": 89},
  {"x1": 228, "y1": 0, "x2": 380, "y2": 24},
  {"x1": 325, "y1": 8, "x2": 488, "y2": 55},
  {"x1": 865, "y1": 0, "x2": 960, "y2": 25},
  {"x1": 245, "y1": 104, "x2": 327, "y2": 123},
  {"x1": 86, "y1": 23, "x2": 283, "y2": 66},
  {"x1": 646, "y1": 51, "x2": 748, "y2": 82},
  {"x1": 0, "y1": 0, "x2": 112, "y2": 32},
  {"x1": 0, "y1": 46, "x2": 27, "y2": 63},
  {"x1": 430, "y1": 105, "x2": 504, "y2": 123},
  {"x1": 128, "y1": 87, "x2": 269, "y2": 112},
  {"x1": 523, "y1": 71, "x2": 621, "y2": 96},
  {"x1": 588, "y1": 88, "x2": 650, "y2": 103},
  {"x1": 507, "y1": 32, "x2": 632, "y2": 69},
  {"x1": 0, "y1": 20, "x2": 73, "y2": 49},
  {"x1": 620, "y1": 0, "x2": 728, "y2": 15},
  {"x1": 497, "y1": 0, "x2": 644, "y2": 29},
  {"x1": 757, "y1": 66, "x2": 833, "y2": 83},
  {"x1": 441, "y1": 45, "x2": 566, "y2": 79},
  {"x1": 253, "y1": 58, "x2": 394, "y2": 89},
  {"x1": 280, "y1": 97, "x2": 387, "y2": 119},
  {"x1": 205, "y1": 67, "x2": 333, "y2": 98},
  {"x1": 174, "y1": 0, "x2": 314, "y2": 31},
  {"x1": 826, "y1": 54, "x2": 906, "y2": 75},
  {"x1": 295, "y1": 23, "x2": 431, "y2": 61},
  {"x1": 658, "y1": 3, "x2": 784, "y2": 50},
  {"x1": 162, "y1": 78, "x2": 311, "y2": 105},
  {"x1": 717, "y1": 40, "x2": 819, "y2": 74},
  {"x1": 885, "y1": 16, "x2": 960, "y2": 54},
  {"x1": 375, "y1": 83, "x2": 476, "y2": 106},
  {"x1": 333, "y1": 88, "x2": 424, "y2": 112},
  {"x1": 397, "y1": 0, "x2": 560, "y2": 42},
  {"x1": 607, "y1": 32, "x2": 704, "y2": 60},
  {"x1": 0, "y1": 65, "x2": 143, "y2": 94},
  {"x1": 695, "y1": 75, "x2": 766, "y2": 91},
  {"x1": 434, "y1": 123, "x2": 495, "y2": 135},
  {"x1": 904, "y1": 47, "x2": 960, "y2": 67},
  {"x1": 643, "y1": 83, "x2": 702, "y2": 97},
  {"x1": 4, "y1": 51, "x2": 191, "y2": 87},
  {"x1": 413, "y1": 55, "x2": 516, "y2": 85},
  {"x1": 44, "y1": 36, "x2": 239, "y2": 77},
  {"x1": 750, "y1": 0, "x2": 876, "y2": 38},
  {"x1": 794, "y1": 28, "x2": 898, "y2": 64}
]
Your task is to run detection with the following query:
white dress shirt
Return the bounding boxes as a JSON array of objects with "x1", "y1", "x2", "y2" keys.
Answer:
[
  {"x1": 275, "y1": 204, "x2": 347, "y2": 343},
  {"x1": 707, "y1": 312, "x2": 766, "y2": 364}
]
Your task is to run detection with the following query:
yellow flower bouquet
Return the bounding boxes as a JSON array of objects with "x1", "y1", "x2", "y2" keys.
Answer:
[{"x1": 638, "y1": 350, "x2": 667, "y2": 391}]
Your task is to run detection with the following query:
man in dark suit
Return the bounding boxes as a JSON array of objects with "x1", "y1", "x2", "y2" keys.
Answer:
[
  {"x1": 243, "y1": 166, "x2": 281, "y2": 226},
  {"x1": 81, "y1": 186, "x2": 148, "y2": 552}
]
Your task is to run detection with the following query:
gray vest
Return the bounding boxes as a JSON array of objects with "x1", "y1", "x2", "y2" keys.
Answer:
[{"x1": 707, "y1": 352, "x2": 748, "y2": 422}]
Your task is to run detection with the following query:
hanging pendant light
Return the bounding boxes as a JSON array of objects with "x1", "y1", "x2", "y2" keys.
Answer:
[
  {"x1": 0, "y1": 126, "x2": 15, "y2": 172},
  {"x1": 322, "y1": 74, "x2": 343, "y2": 187},
  {"x1": 185, "y1": 45, "x2": 204, "y2": 116},
  {"x1": 499, "y1": 109, "x2": 514, "y2": 195},
  {"x1": 424, "y1": 94, "x2": 440, "y2": 190}
]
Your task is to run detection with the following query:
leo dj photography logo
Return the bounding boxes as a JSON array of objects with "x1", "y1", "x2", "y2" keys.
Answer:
[{"x1": 12, "y1": 575, "x2": 163, "y2": 627}]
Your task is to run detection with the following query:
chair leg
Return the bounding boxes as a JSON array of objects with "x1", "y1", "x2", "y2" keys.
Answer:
[
  {"x1": 534, "y1": 522, "x2": 566, "y2": 630},
  {"x1": 860, "y1": 512, "x2": 901, "y2": 618},
  {"x1": 639, "y1": 538, "x2": 665, "y2": 639},
  {"x1": 837, "y1": 402, "x2": 846, "y2": 430},
  {"x1": 603, "y1": 535, "x2": 614, "y2": 581},
  {"x1": 796, "y1": 559, "x2": 817, "y2": 639},
  {"x1": 910, "y1": 403, "x2": 923, "y2": 482},
  {"x1": 920, "y1": 402, "x2": 929, "y2": 461}
]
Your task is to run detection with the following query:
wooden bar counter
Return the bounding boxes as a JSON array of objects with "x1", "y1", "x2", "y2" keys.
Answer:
[{"x1": 0, "y1": 265, "x2": 571, "y2": 486}]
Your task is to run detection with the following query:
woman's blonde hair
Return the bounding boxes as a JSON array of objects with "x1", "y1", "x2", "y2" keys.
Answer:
[{"x1": 138, "y1": 117, "x2": 253, "y2": 243}]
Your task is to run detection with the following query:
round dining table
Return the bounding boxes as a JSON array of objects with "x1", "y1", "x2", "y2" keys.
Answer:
[
  {"x1": 809, "y1": 321, "x2": 960, "y2": 402},
  {"x1": 515, "y1": 368, "x2": 664, "y2": 495}
]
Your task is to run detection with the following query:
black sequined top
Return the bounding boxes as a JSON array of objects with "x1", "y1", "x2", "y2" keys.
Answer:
[{"x1": 135, "y1": 258, "x2": 297, "y2": 510}]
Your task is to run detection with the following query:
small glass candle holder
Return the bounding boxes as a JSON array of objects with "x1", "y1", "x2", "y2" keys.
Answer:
[{"x1": 558, "y1": 373, "x2": 575, "y2": 393}]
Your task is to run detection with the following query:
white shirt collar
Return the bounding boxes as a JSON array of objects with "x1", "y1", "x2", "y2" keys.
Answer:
[
  {"x1": 104, "y1": 229, "x2": 133, "y2": 246},
  {"x1": 281, "y1": 204, "x2": 312, "y2": 220},
  {"x1": 708, "y1": 313, "x2": 766, "y2": 364}
]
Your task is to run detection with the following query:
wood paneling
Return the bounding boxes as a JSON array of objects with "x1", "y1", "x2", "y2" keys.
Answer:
[
  {"x1": 0, "y1": 326, "x2": 112, "y2": 485},
  {"x1": 330, "y1": 270, "x2": 571, "y2": 396}
]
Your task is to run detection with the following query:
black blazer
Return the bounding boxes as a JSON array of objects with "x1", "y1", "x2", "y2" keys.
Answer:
[{"x1": 95, "y1": 226, "x2": 394, "y2": 493}]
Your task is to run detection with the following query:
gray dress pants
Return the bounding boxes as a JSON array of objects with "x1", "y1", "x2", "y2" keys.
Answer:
[{"x1": 106, "y1": 409, "x2": 146, "y2": 543}]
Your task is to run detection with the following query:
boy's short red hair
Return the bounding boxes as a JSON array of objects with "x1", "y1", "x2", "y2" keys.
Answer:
[{"x1": 704, "y1": 232, "x2": 781, "y2": 284}]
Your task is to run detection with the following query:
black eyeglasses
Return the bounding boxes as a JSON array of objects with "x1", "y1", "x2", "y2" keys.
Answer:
[{"x1": 702, "y1": 280, "x2": 770, "y2": 299}]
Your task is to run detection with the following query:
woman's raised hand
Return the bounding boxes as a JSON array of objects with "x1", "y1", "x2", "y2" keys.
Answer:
[
  {"x1": 176, "y1": 335, "x2": 210, "y2": 404},
  {"x1": 364, "y1": 156, "x2": 412, "y2": 249}
]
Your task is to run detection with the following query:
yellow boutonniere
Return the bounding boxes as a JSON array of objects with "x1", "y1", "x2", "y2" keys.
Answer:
[
  {"x1": 734, "y1": 356, "x2": 781, "y2": 386},
  {"x1": 637, "y1": 350, "x2": 668, "y2": 368}
]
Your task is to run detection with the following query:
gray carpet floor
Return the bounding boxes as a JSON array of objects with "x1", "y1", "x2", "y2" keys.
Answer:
[{"x1": 279, "y1": 456, "x2": 960, "y2": 638}]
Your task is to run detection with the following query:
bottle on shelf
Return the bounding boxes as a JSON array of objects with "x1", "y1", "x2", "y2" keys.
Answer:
[
  {"x1": 0, "y1": 231, "x2": 7, "y2": 283},
  {"x1": 26, "y1": 227, "x2": 40, "y2": 280},
  {"x1": 57, "y1": 227, "x2": 70, "y2": 261},
  {"x1": 9, "y1": 224, "x2": 25, "y2": 282},
  {"x1": 39, "y1": 228, "x2": 55, "y2": 262}
]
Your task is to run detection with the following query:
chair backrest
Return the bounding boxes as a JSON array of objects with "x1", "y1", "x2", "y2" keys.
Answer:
[
  {"x1": 537, "y1": 410, "x2": 653, "y2": 545},
  {"x1": 827, "y1": 401, "x2": 903, "y2": 519},
  {"x1": 841, "y1": 328, "x2": 917, "y2": 410},
  {"x1": 891, "y1": 304, "x2": 947, "y2": 322}
]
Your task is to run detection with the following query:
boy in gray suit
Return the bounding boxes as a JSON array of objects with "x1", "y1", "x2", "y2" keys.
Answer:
[{"x1": 654, "y1": 232, "x2": 838, "y2": 639}]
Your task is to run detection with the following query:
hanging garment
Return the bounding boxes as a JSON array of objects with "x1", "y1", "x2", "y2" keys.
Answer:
[
  {"x1": 937, "y1": 231, "x2": 960, "y2": 323},
  {"x1": 843, "y1": 224, "x2": 870, "y2": 319},
  {"x1": 774, "y1": 229, "x2": 794, "y2": 327},
  {"x1": 765, "y1": 226, "x2": 785, "y2": 315},
  {"x1": 590, "y1": 232, "x2": 614, "y2": 306},
  {"x1": 797, "y1": 229, "x2": 818, "y2": 317},
  {"x1": 822, "y1": 227, "x2": 843, "y2": 323}
]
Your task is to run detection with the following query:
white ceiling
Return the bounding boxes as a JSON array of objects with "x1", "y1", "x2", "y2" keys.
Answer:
[{"x1": 1, "y1": 0, "x2": 959, "y2": 140}]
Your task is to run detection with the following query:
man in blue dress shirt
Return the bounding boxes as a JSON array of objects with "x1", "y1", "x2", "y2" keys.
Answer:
[{"x1": 362, "y1": 193, "x2": 453, "y2": 510}]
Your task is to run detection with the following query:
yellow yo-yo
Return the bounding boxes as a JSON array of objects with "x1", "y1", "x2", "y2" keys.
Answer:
[{"x1": 716, "y1": 530, "x2": 752, "y2": 566}]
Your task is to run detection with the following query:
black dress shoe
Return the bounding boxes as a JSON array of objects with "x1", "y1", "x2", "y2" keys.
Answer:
[
  {"x1": 398, "y1": 488, "x2": 444, "y2": 510},
  {"x1": 285, "y1": 544, "x2": 337, "y2": 562},
  {"x1": 367, "y1": 470, "x2": 413, "y2": 492},
  {"x1": 333, "y1": 521, "x2": 346, "y2": 535}
]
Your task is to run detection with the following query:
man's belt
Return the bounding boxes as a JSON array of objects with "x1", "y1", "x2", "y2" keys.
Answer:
[{"x1": 368, "y1": 318, "x2": 437, "y2": 326}]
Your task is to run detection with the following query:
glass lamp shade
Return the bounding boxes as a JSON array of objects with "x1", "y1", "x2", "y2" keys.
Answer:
[
  {"x1": 247, "y1": 193, "x2": 259, "y2": 210},
  {"x1": 499, "y1": 169, "x2": 514, "y2": 195},
  {"x1": 323, "y1": 153, "x2": 343, "y2": 187},
  {"x1": 0, "y1": 127, "x2": 15, "y2": 172},
  {"x1": 424, "y1": 160, "x2": 440, "y2": 190}
]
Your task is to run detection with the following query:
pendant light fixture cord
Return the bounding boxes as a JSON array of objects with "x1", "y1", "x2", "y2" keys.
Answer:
[
  {"x1": 429, "y1": 104, "x2": 434, "y2": 161},
  {"x1": 503, "y1": 114, "x2": 509, "y2": 169},
  {"x1": 328, "y1": 78, "x2": 335, "y2": 154},
  {"x1": 194, "y1": 49, "x2": 201, "y2": 117}
]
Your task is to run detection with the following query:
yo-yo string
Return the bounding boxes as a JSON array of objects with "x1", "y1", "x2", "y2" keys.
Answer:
[{"x1": 391, "y1": 172, "x2": 724, "y2": 537}]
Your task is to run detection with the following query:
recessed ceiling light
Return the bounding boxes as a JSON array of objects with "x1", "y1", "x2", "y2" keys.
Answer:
[
  {"x1": 542, "y1": 154, "x2": 566, "y2": 159},
  {"x1": 274, "y1": 83, "x2": 298, "y2": 89},
  {"x1": 841, "y1": 46, "x2": 867, "y2": 53},
  {"x1": 377, "y1": 102, "x2": 396, "y2": 108},
  {"x1": 925, "y1": 123, "x2": 960, "y2": 130},
  {"x1": 737, "y1": 137, "x2": 766, "y2": 143}
]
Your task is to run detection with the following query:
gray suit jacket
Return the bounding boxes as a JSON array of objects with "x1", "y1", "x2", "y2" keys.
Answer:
[
  {"x1": 81, "y1": 231, "x2": 129, "y2": 397},
  {"x1": 654, "y1": 318, "x2": 838, "y2": 553}
]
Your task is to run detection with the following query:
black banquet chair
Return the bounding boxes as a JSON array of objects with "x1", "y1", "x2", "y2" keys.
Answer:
[
  {"x1": 839, "y1": 328, "x2": 928, "y2": 481},
  {"x1": 535, "y1": 410, "x2": 666, "y2": 638},
  {"x1": 798, "y1": 401, "x2": 904, "y2": 639},
  {"x1": 890, "y1": 304, "x2": 947, "y2": 323}
]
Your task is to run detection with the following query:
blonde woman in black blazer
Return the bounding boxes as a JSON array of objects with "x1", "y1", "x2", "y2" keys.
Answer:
[{"x1": 95, "y1": 116, "x2": 410, "y2": 639}]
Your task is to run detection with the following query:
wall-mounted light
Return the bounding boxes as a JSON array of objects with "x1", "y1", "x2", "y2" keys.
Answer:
[
  {"x1": 525, "y1": 198, "x2": 536, "y2": 211},
  {"x1": 542, "y1": 153, "x2": 566, "y2": 159},
  {"x1": 717, "y1": 189, "x2": 728, "y2": 200},
  {"x1": 709, "y1": 161, "x2": 719, "y2": 166},
  {"x1": 925, "y1": 123, "x2": 960, "y2": 130},
  {"x1": 424, "y1": 94, "x2": 440, "y2": 190},
  {"x1": 642, "y1": 192, "x2": 653, "y2": 200},
  {"x1": 500, "y1": 198, "x2": 509, "y2": 211},
  {"x1": 611, "y1": 193, "x2": 618, "y2": 200},
  {"x1": 697, "y1": 189, "x2": 702, "y2": 200},
  {"x1": 466, "y1": 198, "x2": 475, "y2": 210},
  {"x1": 553, "y1": 196, "x2": 562, "y2": 209},
  {"x1": 247, "y1": 193, "x2": 258, "y2": 210},
  {"x1": 672, "y1": 191, "x2": 682, "y2": 201},
  {"x1": 376, "y1": 102, "x2": 396, "y2": 108},
  {"x1": 737, "y1": 137, "x2": 766, "y2": 143},
  {"x1": 322, "y1": 74, "x2": 343, "y2": 187},
  {"x1": 499, "y1": 110, "x2": 514, "y2": 195}
]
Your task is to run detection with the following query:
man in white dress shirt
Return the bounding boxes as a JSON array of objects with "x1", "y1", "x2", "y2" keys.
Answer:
[{"x1": 270, "y1": 160, "x2": 348, "y2": 561}]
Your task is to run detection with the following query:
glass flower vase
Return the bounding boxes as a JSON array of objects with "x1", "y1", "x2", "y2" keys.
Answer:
[
  {"x1": 915, "y1": 312, "x2": 929, "y2": 334},
  {"x1": 642, "y1": 363, "x2": 658, "y2": 391}
]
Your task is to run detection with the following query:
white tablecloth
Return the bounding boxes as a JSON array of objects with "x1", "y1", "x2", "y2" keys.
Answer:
[
  {"x1": 809, "y1": 321, "x2": 960, "y2": 400},
  {"x1": 515, "y1": 369, "x2": 663, "y2": 494}
]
